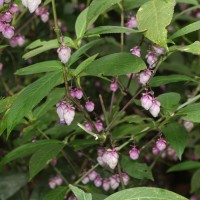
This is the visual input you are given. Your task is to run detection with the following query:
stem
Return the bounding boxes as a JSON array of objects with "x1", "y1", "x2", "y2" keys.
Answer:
[
  {"x1": 118, "y1": 163, "x2": 125, "y2": 190},
  {"x1": 99, "y1": 94, "x2": 109, "y2": 126},
  {"x1": 53, "y1": 166, "x2": 69, "y2": 184},
  {"x1": 109, "y1": 92, "x2": 115, "y2": 120}
]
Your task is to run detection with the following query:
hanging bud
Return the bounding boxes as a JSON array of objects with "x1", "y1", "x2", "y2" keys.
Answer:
[
  {"x1": 81, "y1": 176, "x2": 90, "y2": 184},
  {"x1": 63, "y1": 104, "x2": 75, "y2": 125},
  {"x1": 2, "y1": 25, "x2": 14, "y2": 39},
  {"x1": 10, "y1": 37, "x2": 18, "y2": 47},
  {"x1": 145, "y1": 52, "x2": 158, "y2": 69},
  {"x1": 88, "y1": 171, "x2": 98, "y2": 181},
  {"x1": 41, "y1": 11, "x2": 49, "y2": 23},
  {"x1": 49, "y1": 178, "x2": 56, "y2": 189},
  {"x1": 140, "y1": 93, "x2": 153, "y2": 110},
  {"x1": 126, "y1": 16, "x2": 137, "y2": 29},
  {"x1": 138, "y1": 69, "x2": 152, "y2": 85},
  {"x1": 57, "y1": 45, "x2": 71, "y2": 64},
  {"x1": 130, "y1": 46, "x2": 141, "y2": 57},
  {"x1": 95, "y1": 120, "x2": 103, "y2": 132},
  {"x1": 152, "y1": 44, "x2": 165, "y2": 55},
  {"x1": 149, "y1": 99, "x2": 161, "y2": 118},
  {"x1": 110, "y1": 81, "x2": 118, "y2": 92},
  {"x1": 54, "y1": 176, "x2": 63, "y2": 186},
  {"x1": 16, "y1": 35, "x2": 25, "y2": 46},
  {"x1": 70, "y1": 89, "x2": 76, "y2": 98},
  {"x1": 10, "y1": 4, "x2": 19, "y2": 14},
  {"x1": 2, "y1": 12, "x2": 13, "y2": 23},
  {"x1": 56, "y1": 101, "x2": 67, "y2": 124},
  {"x1": 85, "y1": 100, "x2": 95, "y2": 112},
  {"x1": 156, "y1": 138, "x2": 167, "y2": 151},
  {"x1": 22, "y1": 0, "x2": 42, "y2": 13},
  {"x1": 152, "y1": 147, "x2": 159, "y2": 155},
  {"x1": 103, "y1": 179, "x2": 110, "y2": 191},
  {"x1": 122, "y1": 172, "x2": 130, "y2": 186},
  {"x1": 0, "y1": 21, "x2": 6, "y2": 32},
  {"x1": 109, "y1": 174, "x2": 120, "y2": 190},
  {"x1": 102, "y1": 149, "x2": 119, "y2": 169},
  {"x1": 94, "y1": 175, "x2": 102, "y2": 187},
  {"x1": 75, "y1": 89, "x2": 83, "y2": 99},
  {"x1": 68, "y1": 195, "x2": 77, "y2": 200},
  {"x1": 183, "y1": 121, "x2": 194, "y2": 132},
  {"x1": 85, "y1": 122, "x2": 93, "y2": 132},
  {"x1": 97, "y1": 147, "x2": 107, "y2": 167},
  {"x1": 129, "y1": 147, "x2": 140, "y2": 160}
]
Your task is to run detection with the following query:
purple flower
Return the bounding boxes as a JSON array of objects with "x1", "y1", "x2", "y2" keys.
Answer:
[
  {"x1": 129, "y1": 147, "x2": 140, "y2": 160},
  {"x1": 156, "y1": 138, "x2": 167, "y2": 151},
  {"x1": 85, "y1": 100, "x2": 95, "y2": 112},
  {"x1": 130, "y1": 46, "x2": 141, "y2": 57},
  {"x1": 109, "y1": 174, "x2": 120, "y2": 190},
  {"x1": 2, "y1": 25, "x2": 15, "y2": 39},
  {"x1": 9, "y1": 4, "x2": 19, "y2": 14},
  {"x1": 110, "y1": 81, "x2": 118, "y2": 92},
  {"x1": 75, "y1": 89, "x2": 83, "y2": 99},
  {"x1": 95, "y1": 120, "x2": 103, "y2": 132}
]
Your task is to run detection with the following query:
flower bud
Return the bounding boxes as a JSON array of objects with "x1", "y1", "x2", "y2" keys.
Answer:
[
  {"x1": 75, "y1": 89, "x2": 83, "y2": 99},
  {"x1": 88, "y1": 171, "x2": 98, "y2": 181},
  {"x1": 152, "y1": 147, "x2": 159, "y2": 155},
  {"x1": 57, "y1": 45, "x2": 71, "y2": 64},
  {"x1": 156, "y1": 138, "x2": 167, "y2": 151},
  {"x1": 129, "y1": 147, "x2": 140, "y2": 160},
  {"x1": 10, "y1": 37, "x2": 18, "y2": 47},
  {"x1": 16, "y1": 35, "x2": 25, "y2": 46},
  {"x1": 110, "y1": 82, "x2": 118, "y2": 92},
  {"x1": 70, "y1": 89, "x2": 76, "y2": 98},
  {"x1": 97, "y1": 156, "x2": 106, "y2": 167},
  {"x1": 81, "y1": 176, "x2": 90, "y2": 184},
  {"x1": 146, "y1": 52, "x2": 158, "y2": 69},
  {"x1": 95, "y1": 120, "x2": 103, "y2": 132},
  {"x1": 49, "y1": 178, "x2": 56, "y2": 189},
  {"x1": 184, "y1": 121, "x2": 194, "y2": 132},
  {"x1": 35, "y1": 7, "x2": 44, "y2": 16},
  {"x1": 152, "y1": 45, "x2": 165, "y2": 55},
  {"x1": 68, "y1": 195, "x2": 77, "y2": 200},
  {"x1": 130, "y1": 46, "x2": 141, "y2": 57},
  {"x1": 2, "y1": 12, "x2": 13, "y2": 23},
  {"x1": 94, "y1": 175, "x2": 102, "y2": 187},
  {"x1": 50, "y1": 158, "x2": 57, "y2": 166},
  {"x1": 63, "y1": 104, "x2": 75, "y2": 125},
  {"x1": 102, "y1": 149, "x2": 119, "y2": 169},
  {"x1": 56, "y1": 101, "x2": 67, "y2": 124},
  {"x1": 54, "y1": 176, "x2": 63, "y2": 186},
  {"x1": 122, "y1": 172, "x2": 130, "y2": 186},
  {"x1": 10, "y1": 4, "x2": 19, "y2": 14},
  {"x1": 103, "y1": 179, "x2": 110, "y2": 191},
  {"x1": 0, "y1": 21, "x2": 6, "y2": 32},
  {"x1": 97, "y1": 147, "x2": 105, "y2": 157},
  {"x1": 149, "y1": 99, "x2": 161, "y2": 118},
  {"x1": 22, "y1": 0, "x2": 42, "y2": 13},
  {"x1": 41, "y1": 11, "x2": 49, "y2": 23},
  {"x1": 85, "y1": 122, "x2": 93, "y2": 132},
  {"x1": 140, "y1": 93, "x2": 153, "y2": 110},
  {"x1": 109, "y1": 174, "x2": 120, "y2": 190},
  {"x1": 126, "y1": 16, "x2": 137, "y2": 29},
  {"x1": 2, "y1": 25, "x2": 14, "y2": 39},
  {"x1": 138, "y1": 69, "x2": 152, "y2": 85},
  {"x1": 85, "y1": 101, "x2": 95, "y2": 112},
  {"x1": 0, "y1": 0, "x2": 3, "y2": 6}
]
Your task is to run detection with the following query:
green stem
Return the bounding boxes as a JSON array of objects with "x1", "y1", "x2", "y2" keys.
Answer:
[
  {"x1": 53, "y1": 166, "x2": 69, "y2": 184},
  {"x1": 99, "y1": 94, "x2": 109, "y2": 126},
  {"x1": 118, "y1": 163, "x2": 125, "y2": 190}
]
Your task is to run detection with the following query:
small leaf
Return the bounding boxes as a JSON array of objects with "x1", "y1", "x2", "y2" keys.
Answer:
[
  {"x1": 157, "y1": 92, "x2": 181, "y2": 109},
  {"x1": 191, "y1": 169, "x2": 200, "y2": 193},
  {"x1": 85, "y1": 26, "x2": 144, "y2": 36},
  {"x1": 162, "y1": 122, "x2": 187, "y2": 160},
  {"x1": 29, "y1": 143, "x2": 64, "y2": 180},
  {"x1": 104, "y1": 187, "x2": 188, "y2": 200},
  {"x1": 167, "y1": 161, "x2": 200, "y2": 173},
  {"x1": 82, "y1": 53, "x2": 146, "y2": 76},
  {"x1": 169, "y1": 41, "x2": 200, "y2": 55},
  {"x1": 120, "y1": 156, "x2": 154, "y2": 181},
  {"x1": 15, "y1": 61, "x2": 62, "y2": 75},
  {"x1": 150, "y1": 75, "x2": 194, "y2": 87},
  {"x1": 136, "y1": 0, "x2": 175, "y2": 47},
  {"x1": 69, "y1": 184, "x2": 92, "y2": 200},
  {"x1": 169, "y1": 21, "x2": 200, "y2": 40}
]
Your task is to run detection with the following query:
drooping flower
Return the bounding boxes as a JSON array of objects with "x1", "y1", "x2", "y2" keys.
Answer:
[
  {"x1": 57, "y1": 45, "x2": 71, "y2": 64},
  {"x1": 109, "y1": 174, "x2": 120, "y2": 190},
  {"x1": 74, "y1": 88, "x2": 83, "y2": 99},
  {"x1": 152, "y1": 44, "x2": 165, "y2": 56},
  {"x1": 22, "y1": 0, "x2": 42, "y2": 13},
  {"x1": 85, "y1": 122, "x2": 93, "y2": 132},
  {"x1": 138, "y1": 69, "x2": 152, "y2": 85},
  {"x1": 102, "y1": 149, "x2": 119, "y2": 169},
  {"x1": 145, "y1": 52, "x2": 158, "y2": 69},
  {"x1": 110, "y1": 81, "x2": 118, "y2": 92},
  {"x1": 156, "y1": 138, "x2": 167, "y2": 151},
  {"x1": 129, "y1": 146, "x2": 140, "y2": 160},
  {"x1": 94, "y1": 175, "x2": 102, "y2": 187},
  {"x1": 149, "y1": 99, "x2": 161, "y2": 117},
  {"x1": 88, "y1": 171, "x2": 98, "y2": 181},
  {"x1": 183, "y1": 121, "x2": 194, "y2": 132},
  {"x1": 130, "y1": 46, "x2": 141, "y2": 57},
  {"x1": 126, "y1": 16, "x2": 137, "y2": 29},
  {"x1": 2, "y1": 25, "x2": 14, "y2": 39},
  {"x1": 140, "y1": 93, "x2": 153, "y2": 110},
  {"x1": 9, "y1": 4, "x2": 19, "y2": 14},
  {"x1": 122, "y1": 172, "x2": 130, "y2": 186},
  {"x1": 85, "y1": 100, "x2": 95, "y2": 112},
  {"x1": 95, "y1": 120, "x2": 103, "y2": 132},
  {"x1": 103, "y1": 179, "x2": 110, "y2": 191}
]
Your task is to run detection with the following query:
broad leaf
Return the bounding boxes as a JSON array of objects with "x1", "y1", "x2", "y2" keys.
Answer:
[
  {"x1": 169, "y1": 41, "x2": 200, "y2": 55},
  {"x1": 15, "y1": 61, "x2": 62, "y2": 75},
  {"x1": 44, "y1": 187, "x2": 68, "y2": 200},
  {"x1": 167, "y1": 161, "x2": 200, "y2": 173},
  {"x1": 162, "y1": 122, "x2": 187, "y2": 160},
  {"x1": 136, "y1": 0, "x2": 175, "y2": 47},
  {"x1": 120, "y1": 156, "x2": 154, "y2": 180},
  {"x1": 123, "y1": 0, "x2": 149, "y2": 10},
  {"x1": 169, "y1": 21, "x2": 200, "y2": 40},
  {"x1": 0, "y1": 173, "x2": 28, "y2": 200},
  {"x1": 104, "y1": 187, "x2": 187, "y2": 200},
  {"x1": 176, "y1": 0, "x2": 199, "y2": 5},
  {"x1": 85, "y1": 26, "x2": 144, "y2": 36},
  {"x1": 82, "y1": 53, "x2": 146, "y2": 76},
  {"x1": 0, "y1": 140, "x2": 62, "y2": 167},
  {"x1": 29, "y1": 143, "x2": 65, "y2": 180},
  {"x1": 178, "y1": 103, "x2": 200, "y2": 123},
  {"x1": 87, "y1": 0, "x2": 121, "y2": 27},
  {"x1": 150, "y1": 75, "x2": 194, "y2": 87},
  {"x1": 191, "y1": 169, "x2": 200, "y2": 193},
  {"x1": 157, "y1": 92, "x2": 181, "y2": 109},
  {"x1": 6, "y1": 71, "x2": 63, "y2": 135},
  {"x1": 69, "y1": 185, "x2": 92, "y2": 200}
]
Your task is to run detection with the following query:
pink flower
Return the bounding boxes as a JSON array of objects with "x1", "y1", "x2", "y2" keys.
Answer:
[
  {"x1": 49, "y1": 178, "x2": 56, "y2": 189},
  {"x1": 152, "y1": 147, "x2": 159, "y2": 155},
  {"x1": 95, "y1": 120, "x2": 103, "y2": 132},
  {"x1": 129, "y1": 147, "x2": 140, "y2": 160},
  {"x1": 140, "y1": 93, "x2": 153, "y2": 110},
  {"x1": 183, "y1": 121, "x2": 194, "y2": 132},
  {"x1": 122, "y1": 172, "x2": 130, "y2": 186},
  {"x1": 54, "y1": 175, "x2": 63, "y2": 186},
  {"x1": 10, "y1": 4, "x2": 19, "y2": 14},
  {"x1": 88, "y1": 171, "x2": 98, "y2": 181},
  {"x1": 94, "y1": 175, "x2": 102, "y2": 187},
  {"x1": 103, "y1": 179, "x2": 110, "y2": 191},
  {"x1": 57, "y1": 45, "x2": 71, "y2": 64},
  {"x1": 110, "y1": 81, "x2": 118, "y2": 92},
  {"x1": 2, "y1": 25, "x2": 14, "y2": 39},
  {"x1": 149, "y1": 99, "x2": 161, "y2": 117},
  {"x1": 152, "y1": 45, "x2": 165, "y2": 55},
  {"x1": 126, "y1": 16, "x2": 137, "y2": 29},
  {"x1": 41, "y1": 11, "x2": 49, "y2": 23},
  {"x1": 0, "y1": 21, "x2": 6, "y2": 32},
  {"x1": 81, "y1": 176, "x2": 90, "y2": 184},
  {"x1": 2, "y1": 12, "x2": 13, "y2": 23},
  {"x1": 145, "y1": 52, "x2": 158, "y2": 69},
  {"x1": 102, "y1": 149, "x2": 119, "y2": 169},
  {"x1": 85, "y1": 101, "x2": 95, "y2": 112},
  {"x1": 156, "y1": 138, "x2": 167, "y2": 151},
  {"x1": 75, "y1": 89, "x2": 83, "y2": 99},
  {"x1": 109, "y1": 174, "x2": 120, "y2": 190},
  {"x1": 85, "y1": 122, "x2": 93, "y2": 132},
  {"x1": 138, "y1": 69, "x2": 152, "y2": 85},
  {"x1": 130, "y1": 46, "x2": 141, "y2": 57},
  {"x1": 0, "y1": 0, "x2": 4, "y2": 6},
  {"x1": 16, "y1": 35, "x2": 25, "y2": 46}
]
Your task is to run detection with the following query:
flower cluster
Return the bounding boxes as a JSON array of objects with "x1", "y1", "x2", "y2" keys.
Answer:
[
  {"x1": 152, "y1": 137, "x2": 167, "y2": 155},
  {"x1": 48, "y1": 175, "x2": 63, "y2": 189},
  {"x1": 35, "y1": 6, "x2": 50, "y2": 23}
]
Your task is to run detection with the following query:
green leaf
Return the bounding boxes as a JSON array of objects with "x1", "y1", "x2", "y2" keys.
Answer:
[
  {"x1": 73, "y1": 54, "x2": 98, "y2": 76},
  {"x1": 162, "y1": 122, "x2": 187, "y2": 160},
  {"x1": 15, "y1": 61, "x2": 62, "y2": 75},
  {"x1": 68, "y1": 39, "x2": 104, "y2": 67},
  {"x1": 0, "y1": 45, "x2": 8, "y2": 49},
  {"x1": 191, "y1": 169, "x2": 200, "y2": 193},
  {"x1": 44, "y1": 187, "x2": 68, "y2": 200},
  {"x1": 85, "y1": 26, "x2": 144, "y2": 36},
  {"x1": 82, "y1": 53, "x2": 146, "y2": 76},
  {"x1": 0, "y1": 140, "x2": 62, "y2": 167},
  {"x1": 169, "y1": 41, "x2": 200, "y2": 55},
  {"x1": 92, "y1": 193, "x2": 108, "y2": 200},
  {"x1": 75, "y1": 8, "x2": 88, "y2": 38},
  {"x1": 150, "y1": 75, "x2": 194, "y2": 87},
  {"x1": 6, "y1": 71, "x2": 63, "y2": 135},
  {"x1": 69, "y1": 184, "x2": 92, "y2": 200},
  {"x1": 178, "y1": 103, "x2": 200, "y2": 123},
  {"x1": 136, "y1": 0, "x2": 175, "y2": 48},
  {"x1": 23, "y1": 37, "x2": 74, "y2": 60},
  {"x1": 87, "y1": 0, "x2": 121, "y2": 27},
  {"x1": 157, "y1": 92, "x2": 181, "y2": 109},
  {"x1": 0, "y1": 173, "x2": 28, "y2": 200},
  {"x1": 29, "y1": 143, "x2": 64, "y2": 180},
  {"x1": 104, "y1": 187, "x2": 188, "y2": 200},
  {"x1": 176, "y1": 0, "x2": 199, "y2": 5},
  {"x1": 169, "y1": 21, "x2": 200, "y2": 40},
  {"x1": 167, "y1": 161, "x2": 200, "y2": 173},
  {"x1": 123, "y1": 0, "x2": 149, "y2": 10},
  {"x1": 0, "y1": 96, "x2": 16, "y2": 114},
  {"x1": 120, "y1": 156, "x2": 154, "y2": 180}
]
